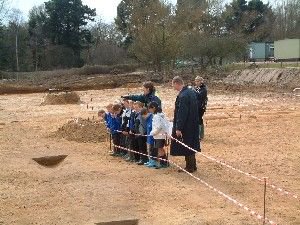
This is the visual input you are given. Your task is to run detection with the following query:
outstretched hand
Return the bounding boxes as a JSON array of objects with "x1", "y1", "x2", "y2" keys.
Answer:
[
  {"x1": 121, "y1": 95, "x2": 129, "y2": 99},
  {"x1": 175, "y1": 130, "x2": 182, "y2": 138}
]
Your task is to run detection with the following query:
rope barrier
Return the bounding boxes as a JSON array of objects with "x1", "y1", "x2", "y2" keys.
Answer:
[
  {"x1": 169, "y1": 136, "x2": 299, "y2": 202},
  {"x1": 112, "y1": 130, "x2": 299, "y2": 201},
  {"x1": 112, "y1": 143, "x2": 278, "y2": 225}
]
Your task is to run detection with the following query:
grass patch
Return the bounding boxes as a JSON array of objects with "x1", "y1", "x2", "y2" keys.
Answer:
[
  {"x1": 223, "y1": 62, "x2": 300, "y2": 72},
  {"x1": 0, "y1": 64, "x2": 139, "y2": 81}
]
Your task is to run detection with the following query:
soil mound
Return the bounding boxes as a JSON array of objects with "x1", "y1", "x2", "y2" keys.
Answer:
[
  {"x1": 224, "y1": 68, "x2": 300, "y2": 88},
  {"x1": 41, "y1": 91, "x2": 80, "y2": 105},
  {"x1": 53, "y1": 118, "x2": 108, "y2": 143}
]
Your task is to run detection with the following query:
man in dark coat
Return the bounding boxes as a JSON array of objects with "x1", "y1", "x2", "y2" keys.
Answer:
[
  {"x1": 194, "y1": 76, "x2": 208, "y2": 141},
  {"x1": 170, "y1": 76, "x2": 200, "y2": 173}
]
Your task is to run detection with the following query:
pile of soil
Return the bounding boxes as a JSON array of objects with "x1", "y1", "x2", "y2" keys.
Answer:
[
  {"x1": 224, "y1": 68, "x2": 300, "y2": 88},
  {"x1": 41, "y1": 91, "x2": 80, "y2": 105},
  {"x1": 53, "y1": 118, "x2": 108, "y2": 143}
]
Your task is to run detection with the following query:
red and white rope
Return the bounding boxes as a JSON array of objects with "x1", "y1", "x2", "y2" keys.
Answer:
[
  {"x1": 111, "y1": 130, "x2": 299, "y2": 201},
  {"x1": 169, "y1": 136, "x2": 299, "y2": 201},
  {"x1": 112, "y1": 144, "x2": 278, "y2": 225}
]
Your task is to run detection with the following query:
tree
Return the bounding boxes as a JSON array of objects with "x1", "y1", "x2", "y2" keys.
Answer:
[
  {"x1": 272, "y1": 0, "x2": 300, "y2": 39},
  {"x1": 0, "y1": 24, "x2": 10, "y2": 70},
  {"x1": 115, "y1": 0, "x2": 182, "y2": 71},
  {"x1": 86, "y1": 18, "x2": 127, "y2": 65},
  {"x1": 28, "y1": 5, "x2": 47, "y2": 71},
  {"x1": 176, "y1": 0, "x2": 207, "y2": 31},
  {"x1": 44, "y1": 0, "x2": 96, "y2": 67},
  {"x1": 0, "y1": 0, "x2": 9, "y2": 22},
  {"x1": 223, "y1": 0, "x2": 275, "y2": 41},
  {"x1": 177, "y1": 0, "x2": 248, "y2": 68},
  {"x1": 8, "y1": 8, "x2": 23, "y2": 72},
  {"x1": 183, "y1": 33, "x2": 247, "y2": 68}
]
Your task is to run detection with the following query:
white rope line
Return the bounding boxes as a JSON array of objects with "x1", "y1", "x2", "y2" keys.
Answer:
[
  {"x1": 112, "y1": 130, "x2": 299, "y2": 201},
  {"x1": 169, "y1": 136, "x2": 299, "y2": 202},
  {"x1": 112, "y1": 144, "x2": 278, "y2": 225}
]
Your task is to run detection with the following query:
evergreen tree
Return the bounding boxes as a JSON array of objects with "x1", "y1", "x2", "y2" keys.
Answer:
[{"x1": 44, "y1": 0, "x2": 96, "y2": 67}]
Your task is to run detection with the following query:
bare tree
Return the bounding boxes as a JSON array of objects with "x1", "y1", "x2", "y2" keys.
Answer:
[
  {"x1": 0, "y1": 0, "x2": 9, "y2": 21},
  {"x1": 273, "y1": 0, "x2": 300, "y2": 39},
  {"x1": 9, "y1": 8, "x2": 23, "y2": 73},
  {"x1": 87, "y1": 18, "x2": 126, "y2": 65}
]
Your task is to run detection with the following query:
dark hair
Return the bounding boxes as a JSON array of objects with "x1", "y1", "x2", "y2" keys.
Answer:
[
  {"x1": 148, "y1": 101, "x2": 162, "y2": 113},
  {"x1": 112, "y1": 104, "x2": 122, "y2": 112},
  {"x1": 143, "y1": 81, "x2": 155, "y2": 94}
]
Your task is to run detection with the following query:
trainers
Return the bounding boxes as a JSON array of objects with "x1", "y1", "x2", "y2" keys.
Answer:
[{"x1": 146, "y1": 159, "x2": 157, "y2": 168}]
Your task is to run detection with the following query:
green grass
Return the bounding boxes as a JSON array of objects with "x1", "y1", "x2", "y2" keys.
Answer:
[
  {"x1": 0, "y1": 64, "x2": 139, "y2": 81},
  {"x1": 223, "y1": 62, "x2": 300, "y2": 72}
]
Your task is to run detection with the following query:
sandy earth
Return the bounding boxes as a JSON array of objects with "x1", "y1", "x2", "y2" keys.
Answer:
[{"x1": 0, "y1": 86, "x2": 299, "y2": 225}]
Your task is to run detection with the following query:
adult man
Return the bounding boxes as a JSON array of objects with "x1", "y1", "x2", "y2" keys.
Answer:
[
  {"x1": 170, "y1": 76, "x2": 200, "y2": 173},
  {"x1": 194, "y1": 76, "x2": 208, "y2": 141}
]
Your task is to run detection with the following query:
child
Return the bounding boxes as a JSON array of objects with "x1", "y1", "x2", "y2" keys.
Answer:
[
  {"x1": 109, "y1": 104, "x2": 122, "y2": 156},
  {"x1": 98, "y1": 109, "x2": 106, "y2": 122},
  {"x1": 127, "y1": 101, "x2": 138, "y2": 162},
  {"x1": 120, "y1": 99, "x2": 132, "y2": 158},
  {"x1": 148, "y1": 101, "x2": 169, "y2": 168},
  {"x1": 136, "y1": 107, "x2": 149, "y2": 165},
  {"x1": 143, "y1": 109, "x2": 158, "y2": 168},
  {"x1": 104, "y1": 103, "x2": 114, "y2": 131}
]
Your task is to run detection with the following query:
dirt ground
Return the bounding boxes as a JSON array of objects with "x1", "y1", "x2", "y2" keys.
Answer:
[{"x1": 0, "y1": 86, "x2": 299, "y2": 225}]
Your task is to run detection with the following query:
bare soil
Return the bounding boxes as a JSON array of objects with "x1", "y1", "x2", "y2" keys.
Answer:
[
  {"x1": 224, "y1": 68, "x2": 300, "y2": 88},
  {"x1": 41, "y1": 92, "x2": 81, "y2": 105},
  {"x1": 0, "y1": 86, "x2": 299, "y2": 225}
]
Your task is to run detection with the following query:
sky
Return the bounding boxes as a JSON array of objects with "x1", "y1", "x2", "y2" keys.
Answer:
[
  {"x1": 9, "y1": 0, "x2": 177, "y2": 22},
  {"x1": 10, "y1": 0, "x2": 272, "y2": 23}
]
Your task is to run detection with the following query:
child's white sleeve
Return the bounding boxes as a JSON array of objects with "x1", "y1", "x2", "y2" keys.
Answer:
[{"x1": 150, "y1": 116, "x2": 161, "y2": 136}]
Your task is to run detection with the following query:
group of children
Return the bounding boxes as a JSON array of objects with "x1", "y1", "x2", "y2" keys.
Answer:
[{"x1": 98, "y1": 99, "x2": 170, "y2": 169}]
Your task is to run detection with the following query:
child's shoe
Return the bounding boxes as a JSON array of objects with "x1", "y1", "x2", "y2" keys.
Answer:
[
  {"x1": 146, "y1": 159, "x2": 157, "y2": 168},
  {"x1": 136, "y1": 159, "x2": 144, "y2": 165}
]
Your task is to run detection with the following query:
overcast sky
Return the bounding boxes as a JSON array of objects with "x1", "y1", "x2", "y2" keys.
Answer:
[
  {"x1": 10, "y1": 0, "x2": 271, "y2": 23},
  {"x1": 9, "y1": 0, "x2": 177, "y2": 22}
]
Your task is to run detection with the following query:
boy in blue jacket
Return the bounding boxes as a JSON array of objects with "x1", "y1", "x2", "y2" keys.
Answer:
[
  {"x1": 110, "y1": 104, "x2": 122, "y2": 156},
  {"x1": 143, "y1": 111, "x2": 158, "y2": 168}
]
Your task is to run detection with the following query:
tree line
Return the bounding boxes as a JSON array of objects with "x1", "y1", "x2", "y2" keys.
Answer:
[{"x1": 0, "y1": 0, "x2": 299, "y2": 72}]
